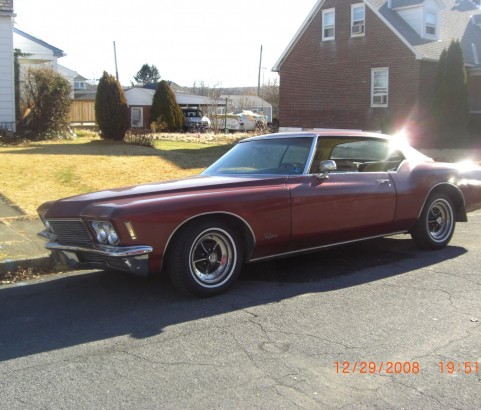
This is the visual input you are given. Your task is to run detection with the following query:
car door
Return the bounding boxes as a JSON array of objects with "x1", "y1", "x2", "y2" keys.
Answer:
[{"x1": 288, "y1": 137, "x2": 398, "y2": 251}]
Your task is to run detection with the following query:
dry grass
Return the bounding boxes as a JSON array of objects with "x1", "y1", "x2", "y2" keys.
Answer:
[{"x1": 0, "y1": 133, "x2": 236, "y2": 216}]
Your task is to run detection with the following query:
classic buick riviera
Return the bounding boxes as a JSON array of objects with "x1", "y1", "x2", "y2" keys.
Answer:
[{"x1": 38, "y1": 131, "x2": 481, "y2": 296}]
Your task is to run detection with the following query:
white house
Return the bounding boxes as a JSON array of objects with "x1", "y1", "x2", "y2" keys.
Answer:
[
  {"x1": 0, "y1": 0, "x2": 15, "y2": 133},
  {"x1": 124, "y1": 87, "x2": 225, "y2": 128},
  {"x1": 14, "y1": 28, "x2": 89, "y2": 96},
  {"x1": 13, "y1": 27, "x2": 65, "y2": 71}
]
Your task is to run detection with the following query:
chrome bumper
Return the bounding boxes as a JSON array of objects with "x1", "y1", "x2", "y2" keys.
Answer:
[{"x1": 45, "y1": 242, "x2": 153, "y2": 277}]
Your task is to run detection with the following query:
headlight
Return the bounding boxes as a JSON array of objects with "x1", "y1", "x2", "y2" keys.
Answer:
[
  {"x1": 91, "y1": 221, "x2": 120, "y2": 246},
  {"x1": 44, "y1": 219, "x2": 52, "y2": 232}
]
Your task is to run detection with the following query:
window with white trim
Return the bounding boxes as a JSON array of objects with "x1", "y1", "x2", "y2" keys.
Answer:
[
  {"x1": 425, "y1": 11, "x2": 437, "y2": 36},
  {"x1": 371, "y1": 68, "x2": 389, "y2": 107},
  {"x1": 351, "y1": 4, "x2": 365, "y2": 37},
  {"x1": 74, "y1": 81, "x2": 86, "y2": 90},
  {"x1": 322, "y1": 9, "x2": 335, "y2": 41},
  {"x1": 131, "y1": 107, "x2": 144, "y2": 128}
]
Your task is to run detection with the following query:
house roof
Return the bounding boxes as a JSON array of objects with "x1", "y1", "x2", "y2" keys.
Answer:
[
  {"x1": 142, "y1": 81, "x2": 189, "y2": 93},
  {"x1": 0, "y1": 0, "x2": 13, "y2": 13},
  {"x1": 13, "y1": 27, "x2": 65, "y2": 58},
  {"x1": 221, "y1": 94, "x2": 273, "y2": 109},
  {"x1": 369, "y1": 0, "x2": 481, "y2": 65},
  {"x1": 123, "y1": 88, "x2": 225, "y2": 106},
  {"x1": 74, "y1": 74, "x2": 88, "y2": 82},
  {"x1": 390, "y1": 0, "x2": 427, "y2": 8},
  {"x1": 273, "y1": 0, "x2": 481, "y2": 71}
]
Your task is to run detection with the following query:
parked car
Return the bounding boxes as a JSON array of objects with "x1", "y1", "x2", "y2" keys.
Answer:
[
  {"x1": 181, "y1": 108, "x2": 211, "y2": 131},
  {"x1": 38, "y1": 131, "x2": 481, "y2": 296}
]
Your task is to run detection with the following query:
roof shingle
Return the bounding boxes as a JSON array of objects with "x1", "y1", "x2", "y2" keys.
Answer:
[
  {"x1": 0, "y1": 0, "x2": 13, "y2": 13},
  {"x1": 368, "y1": 0, "x2": 481, "y2": 65}
]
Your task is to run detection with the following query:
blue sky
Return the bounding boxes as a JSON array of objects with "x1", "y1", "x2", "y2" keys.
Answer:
[{"x1": 13, "y1": 0, "x2": 317, "y2": 87}]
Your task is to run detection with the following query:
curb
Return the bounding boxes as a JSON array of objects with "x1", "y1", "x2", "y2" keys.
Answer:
[{"x1": 0, "y1": 255, "x2": 54, "y2": 274}]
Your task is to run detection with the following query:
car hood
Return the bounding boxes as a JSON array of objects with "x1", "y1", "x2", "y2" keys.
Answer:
[{"x1": 42, "y1": 175, "x2": 287, "y2": 218}]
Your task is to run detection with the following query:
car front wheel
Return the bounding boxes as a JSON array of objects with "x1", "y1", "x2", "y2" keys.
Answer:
[
  {"x1": 411, "y1": 193, "x2": 455, "y2": 250},
  {"x1": 167, "y1": 220, "x2": 243, "y2": 297}
]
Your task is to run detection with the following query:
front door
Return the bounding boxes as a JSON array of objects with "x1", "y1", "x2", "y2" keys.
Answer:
[{"x1": 288, "y1": 172, "x2": 396, "y2": 251}]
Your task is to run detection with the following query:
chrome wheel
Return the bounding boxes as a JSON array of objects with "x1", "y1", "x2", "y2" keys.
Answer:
[
  {"x1": 426, "y1": 198, "x2": 453, "y2": 243},
  {"x1": 189, "y1": 229, "x2": 236, "y2": 287},
  {"x1": 167, "y1": 220, "x2": 243, "y2": 296},
  {"x1": 411, "y1": 193, "x2": 456, "y2": 250}
]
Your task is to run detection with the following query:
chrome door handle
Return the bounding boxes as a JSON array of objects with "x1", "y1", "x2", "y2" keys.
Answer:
[{"x1": 377, "y1": 179, "x2": 391, "y2": 185}]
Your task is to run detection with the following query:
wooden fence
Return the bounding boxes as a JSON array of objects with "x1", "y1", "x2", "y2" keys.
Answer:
[{"x1": 69, "y1": 100, "x2": 96, "y2": 124}]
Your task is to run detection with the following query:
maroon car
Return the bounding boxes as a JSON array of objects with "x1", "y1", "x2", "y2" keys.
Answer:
[{"x1": 38, "y1": 131, "x2": 481, "y2": 296}]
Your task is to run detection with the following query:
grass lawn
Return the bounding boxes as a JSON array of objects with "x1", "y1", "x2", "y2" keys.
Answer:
[{"x1": 0, "y1": 133, "x2": 236, "y2": 217}]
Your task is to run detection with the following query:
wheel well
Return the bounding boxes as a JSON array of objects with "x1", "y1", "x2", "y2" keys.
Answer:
[
  {"x1": 164, "y1": 213, "x2": 256, "y2": 264},
  {"x1": 428, "y1": 184, "x2": 467, "y2": 222}
]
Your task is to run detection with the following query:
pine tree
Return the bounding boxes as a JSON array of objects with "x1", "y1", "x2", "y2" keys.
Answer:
[
  {"x1": 445, "y1": 40, "x2": 468, "y2": 134},
  {"x1": 432, "y1": 40, "x2": 468, "y2": 144},
  {"x1": 133, "y1": 64, "x2": 160, "y2": 86},
  {"x1": 432, "y1": 49, "x2": 448, "y2": 125},
  {"x1": 151, "y1": 80, "x2": 184, "y2": 131},
  {"x1": 95, "y1": 71, "x2": 130, "y2": 140}
]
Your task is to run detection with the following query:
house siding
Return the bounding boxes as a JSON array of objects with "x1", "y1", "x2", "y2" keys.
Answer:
[
  {"x1": 278, "y1": 0, "x2": 437, "y2": 139},
  {"x1": 0, "y1": 9, "x2": 15, "y2": 131},
  {"x1": 396, "y1": 6, "x2": 424, "y2": 36}
]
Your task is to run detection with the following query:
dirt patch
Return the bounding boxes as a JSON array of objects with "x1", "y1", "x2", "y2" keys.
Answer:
[
  {"x1": 0, "y1": 266, "x2": 63, "y2": 285},
  {"x1": 149, "y1": 132, "x2": 249, "y2": 144}
]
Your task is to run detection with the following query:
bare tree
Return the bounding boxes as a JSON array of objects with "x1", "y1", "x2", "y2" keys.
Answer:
[
  {"x1": 203, "y1": 83, "x2": 224, "y2": 133},
  {"x1": 261, "y1": 78, "x2": 279, "y2": 119},
  {"x1": 191, "y1": 80, "x2": 210, "y2": 96}
]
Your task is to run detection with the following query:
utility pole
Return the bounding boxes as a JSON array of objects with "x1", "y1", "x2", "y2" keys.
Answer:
[
  {"x1": 113, "y1": 41, "x2": 119, "y2": 82},
  {"x1": 257, "y1": 45, "x2": 263, "y2": 97}
]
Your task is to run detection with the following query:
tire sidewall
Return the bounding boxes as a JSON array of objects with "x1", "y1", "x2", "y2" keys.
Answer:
[
  {"x1": 168, "y1": 221, "x2": 243, "y2": 296},
  {"x1": 412, "y1": 193, "x2": 455, "y2": 250}
]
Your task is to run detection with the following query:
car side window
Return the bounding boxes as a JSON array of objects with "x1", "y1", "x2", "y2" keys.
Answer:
[{"x1": 309, "y1": 138, "x2": 405, "y2": 173}]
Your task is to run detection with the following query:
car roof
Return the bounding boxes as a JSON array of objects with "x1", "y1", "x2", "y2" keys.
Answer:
[{"x1": 242, "y1": 130, "x2": 391, "y2": 142}]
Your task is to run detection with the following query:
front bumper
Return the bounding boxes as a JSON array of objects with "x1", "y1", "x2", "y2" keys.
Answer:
[{"x1": 45, "y1": 241, "x2": 153, "y2": 277}]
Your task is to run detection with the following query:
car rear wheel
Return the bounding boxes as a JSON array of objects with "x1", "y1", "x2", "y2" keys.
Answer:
[
  {"x1": 411, "y1": 193, "x2": 455, "y2": 250},
  {"x1": 167, "y1": 220, "x2": 243, "y2": 297}
]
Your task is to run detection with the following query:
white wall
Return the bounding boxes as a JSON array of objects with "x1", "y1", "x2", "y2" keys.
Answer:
[
  {"x1": 396, "y1": 6, "x2": 424, "y2": 36},
  {"x1": 0, "y1": 14, "x2": 15, "y2": 130},
  {"x1": 124, "y1": 88, "x2": 154, "y2": 106},
  {"x1": 395, "y1": 0, "x2": 440, "y2": 39},
  {"x1": 13, "y1": 31, "x2": 58, "y2": 67}
]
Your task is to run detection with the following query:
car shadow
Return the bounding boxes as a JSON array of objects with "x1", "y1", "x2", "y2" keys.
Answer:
[{"x1": 0, "y1": 237, "x2": 466, "y2": 362}]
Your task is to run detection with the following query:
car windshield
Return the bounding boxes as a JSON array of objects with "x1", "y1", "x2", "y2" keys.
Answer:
[{"x1": 202, "y1": 137, "x2": 314, "y2": 175}]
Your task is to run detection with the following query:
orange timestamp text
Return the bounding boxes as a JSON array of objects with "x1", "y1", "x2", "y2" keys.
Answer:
[{"x1": 335, "y1": 361, "x2": 420, "y2": 375}]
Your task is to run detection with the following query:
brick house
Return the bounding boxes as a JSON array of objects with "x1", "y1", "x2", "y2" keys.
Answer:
[{"x1": 273, "y1": 0, "x2": 481, "y2": 143}]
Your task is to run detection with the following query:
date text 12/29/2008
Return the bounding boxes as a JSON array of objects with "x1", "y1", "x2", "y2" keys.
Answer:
[{"x1": 335, "y1": 361, "x2": 480, "y2": 375}]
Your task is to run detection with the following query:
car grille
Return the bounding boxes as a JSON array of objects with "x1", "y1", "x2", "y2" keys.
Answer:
[{"x1": 47, "y1": 219, "x2": 92, "y2": 245}]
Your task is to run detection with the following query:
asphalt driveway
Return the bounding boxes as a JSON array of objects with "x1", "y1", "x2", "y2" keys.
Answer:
[{"x1": 1, "y1": 212, "x2": 480, "y2": 409}]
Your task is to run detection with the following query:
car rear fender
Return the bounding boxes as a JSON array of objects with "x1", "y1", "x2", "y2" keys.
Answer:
[{"x1": 420, "y1": 183, "x2": 467, "y2": 222}]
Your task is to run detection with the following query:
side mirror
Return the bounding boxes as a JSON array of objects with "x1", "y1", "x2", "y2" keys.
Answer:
[{"x1": 317, "y1": 160, "x2": 337, "y2": 179}]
